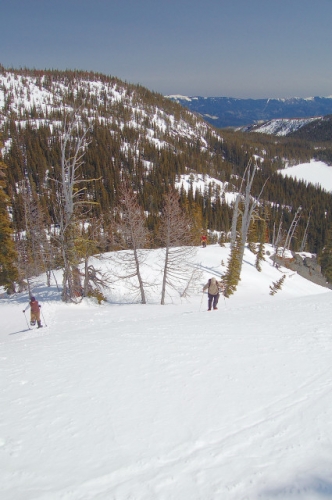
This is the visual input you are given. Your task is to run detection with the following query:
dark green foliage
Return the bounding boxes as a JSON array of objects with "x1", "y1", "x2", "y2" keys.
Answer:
[
  {"x1": 0, "y1": 145, "x2": 18, "y2": 289},
  {"x1": 289, "y1": 115, "x2": 332, "y2": 143},
  {"x1": 255, "y1": 207, "x2": 269, "y2": 271},
  {"x1": 319, "y1": 226, "x2": 332, "y2": 283},
  {"x1": 255, "y1": 242, "x2": 265, "y2": 272},
  {"x1": 269, "y1": 275, "x2": 286, "y2": 295},
  {"x1": 86, "y1": 288, "x2": 107, "y2": 304},
  {"x1": 223, "y1": 235, "x2": 242, "y2": 297}
]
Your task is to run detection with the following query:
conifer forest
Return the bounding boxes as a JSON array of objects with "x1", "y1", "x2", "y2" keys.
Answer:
[{"x1": 1, "y1": 66, "x2": 332, "y2": 296}]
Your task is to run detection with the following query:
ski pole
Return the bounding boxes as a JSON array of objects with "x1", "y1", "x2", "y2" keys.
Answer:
[
  {"x1": 40, "y1": 308, "x2": 47, "y2": 327},
  {"x1": 23, "y1": 310, "x2": 31, "y2": 330},
  {"x1": 222, "y1": 287, "x2": 228, "y2": 309},
  {"x1": 199, "y1": 291, "x2": 204, "y2": 311}
]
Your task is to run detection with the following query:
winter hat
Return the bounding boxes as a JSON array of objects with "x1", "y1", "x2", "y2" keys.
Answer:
[
  {"x1": 31, "y1": 296, "x2": 35, "y2": 301},
  {"x1": 210, "y1": 277, "x2": 216, "y2": 283}
]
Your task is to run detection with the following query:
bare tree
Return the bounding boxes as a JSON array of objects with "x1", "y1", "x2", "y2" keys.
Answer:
[
  {"x1": 112, "y1": 183, "x2": 149, "y2": 304},
  {"x1": 300, "y1": 209, "x2": 311, "y2": 252},
  {"x1": 282, "y1": 207, "x2": 302, "y2": 256},
  {"x1": 225, "y1": 159, "x2": 268, "y2": 295},
  {"x1": 79, "y1": 217, "x2": 112, "y2": 300},
  {"x1": 158, "y1": 189, "x2": 197, "y2": 305},
  {"x1": 13, "y1": 178, "x2": 55, "y2": 291},
  {"x1": 272, "y1": 218, "x2": 284, "y2": 267},
  {"x1": 52, "y1": 111, "x2": 96, "y2": 302}
]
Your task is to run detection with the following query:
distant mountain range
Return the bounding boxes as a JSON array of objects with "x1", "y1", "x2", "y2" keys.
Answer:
[
  {"x1": 166, "y1": 95, "x2": 332, "y2": 129},
  {"x1": 237, "y1": 115, "x2": 332, "y2": 139}
]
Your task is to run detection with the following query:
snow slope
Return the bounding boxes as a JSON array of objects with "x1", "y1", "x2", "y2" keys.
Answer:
[
  {"x1": 1, "y1": 244, "x2": 332, "y2": 500},
  {"x1": 242, "y1": 117, "x2": 320, "y2": 137},
  {"x1": 278, "y1": 160, "x2": 332, "y2": 193}
]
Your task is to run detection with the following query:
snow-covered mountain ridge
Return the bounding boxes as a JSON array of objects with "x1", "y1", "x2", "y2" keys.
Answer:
[
  {"x1": 237, "y1": 117, "x2": 322, "y2": 136},
  {"x1": 0, "y1": 69, "x2": 217, "y2": 152}
]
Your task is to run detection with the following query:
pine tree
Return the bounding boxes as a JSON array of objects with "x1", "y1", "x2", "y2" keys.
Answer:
[
  {"x1": 0, "y1": 144, "x2": 18, "y2": 291},
  {"x1": 269, "y1": 275, "x2": 286, "y2": 295},
  {"x1": 255, "y1": 241, "x2": 265, "y2": 272},
  {"x1": 223, "y1": 233, "x2": 242, "y2": 297},
  {"x1": 320, "y1": 225, "x2": 332, "y2": 284},
  {"x1": 255, "y1": 207, "x2": 268, "y2": 272}
]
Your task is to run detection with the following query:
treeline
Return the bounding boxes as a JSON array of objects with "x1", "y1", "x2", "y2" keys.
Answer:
[
  {"x1": 3, "y1": 118, "x2": 332, "y2": 256},
  {"x1": 4, "y1": 121, "x2": 331, "y2": 260}
]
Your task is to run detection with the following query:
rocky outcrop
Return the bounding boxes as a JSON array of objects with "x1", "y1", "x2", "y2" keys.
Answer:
[{"x1": 271, "y1": 252, "x2": 330, "y2": 288}]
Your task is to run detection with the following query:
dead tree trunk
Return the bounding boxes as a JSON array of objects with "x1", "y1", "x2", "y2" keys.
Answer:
[{"x1": 53, "y1": 112, "x2": 91, "y2": 302}]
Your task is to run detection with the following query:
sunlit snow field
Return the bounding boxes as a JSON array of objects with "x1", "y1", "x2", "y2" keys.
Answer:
[
  {"x1": 278, "y1": 160, "x2": 332, "y2": 193},
  {"x1": 1, "y1": 241, "x2": 332, "y2": 500}
]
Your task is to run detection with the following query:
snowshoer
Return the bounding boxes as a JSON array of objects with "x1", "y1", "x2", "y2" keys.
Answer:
[
  {"x1": 23, "y1": 296, "x2": 43, "y2": 328},
  {"x1": 203, "y1": 277, "x2": 224, "y2": 311}
]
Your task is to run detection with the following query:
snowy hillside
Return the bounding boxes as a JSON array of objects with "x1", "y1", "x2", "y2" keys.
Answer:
[
  {"x1": 0, "y1": 70, "x2": 214, "y2": 151},
  {"x1": 174, "y1": 159, "x2": 332, "y2": 207},
  {"x1": 278, "y1": 160, "x2": 332, "y2": 193},
  {"x1": 239, "y1": 117, "x2": 321, "y2": 136},
  {"x1": 2, "y1": 244, "x2": 332, "y2": 500}
]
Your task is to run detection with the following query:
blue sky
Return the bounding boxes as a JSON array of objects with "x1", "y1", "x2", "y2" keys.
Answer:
[{"x1": 1, "y1": 0, "x2": 331, "y2": 98}]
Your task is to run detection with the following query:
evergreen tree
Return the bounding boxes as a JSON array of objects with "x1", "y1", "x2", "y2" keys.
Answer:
[
  {"x1": 255, "y1": 241, "x2": 265, "y2": 272},
  {"x1": 223, "y1": 233, "x2": 242, "y2": 297},
  {"x1": 320, "y1": 225, "x2": 332, "y2": 283},
  {"x1": 0, "y1": 145, "x2": 18, "y2": 291},
  {"x1": 255, "y1": 207, "x2": 268, "y2": 272},
  {"x1": 269, "y1": 275, "x2": 286, "y2": 296}
]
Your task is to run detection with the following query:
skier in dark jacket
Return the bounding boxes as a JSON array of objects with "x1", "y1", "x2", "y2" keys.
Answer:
[
  {"x1": 203, "y1": 277, "x2": 224, "y2": 311},
  {"x1": 23, "y1": 296, "x2": 43, "y2": 328}
]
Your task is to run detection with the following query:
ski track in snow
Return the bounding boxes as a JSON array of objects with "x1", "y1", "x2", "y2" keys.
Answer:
[{"x1": 1, "y1": 245, "x2": 332, "y2": 499}]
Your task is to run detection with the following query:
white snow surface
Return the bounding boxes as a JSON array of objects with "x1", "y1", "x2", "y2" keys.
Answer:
[
  {"x1": 175, "y1": 173, "x2": 238, "y2": 205},
  {"x1": 1, "y1": 244, "x2": 332, "y2": 500},
  {"x1": 278, "y1": 160, "x2": 332, "y2": 193}
]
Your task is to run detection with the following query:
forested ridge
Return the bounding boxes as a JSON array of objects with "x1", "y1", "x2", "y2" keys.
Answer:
[{"x1": 1, "y1": 66, "x2": 332, "y2": 292}]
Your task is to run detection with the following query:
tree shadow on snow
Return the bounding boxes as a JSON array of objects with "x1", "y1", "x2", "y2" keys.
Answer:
[{"x1": 262, "y1": 476, "x2": 332, "y2": 498}]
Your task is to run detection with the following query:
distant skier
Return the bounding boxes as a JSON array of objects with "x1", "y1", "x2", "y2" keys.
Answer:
[
  {"x1": 23, "y1": 296, "x2": 43, "y2": 328},
  {"x1": 203, "y1": 277, "x2": 224, "y2": 311},
  {"x1": 201, "y1": 234, "x2": 207, "y2": 248}
]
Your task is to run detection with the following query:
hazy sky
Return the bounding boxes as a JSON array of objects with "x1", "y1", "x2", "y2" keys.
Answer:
[{"x1": 1, "y1": 0, "x2": 331, "y2": 98}]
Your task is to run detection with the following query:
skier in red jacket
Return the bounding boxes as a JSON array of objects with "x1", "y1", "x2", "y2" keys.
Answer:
[{"x1": 23, "y1": 296, "x2": 43, "y2": 328}]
